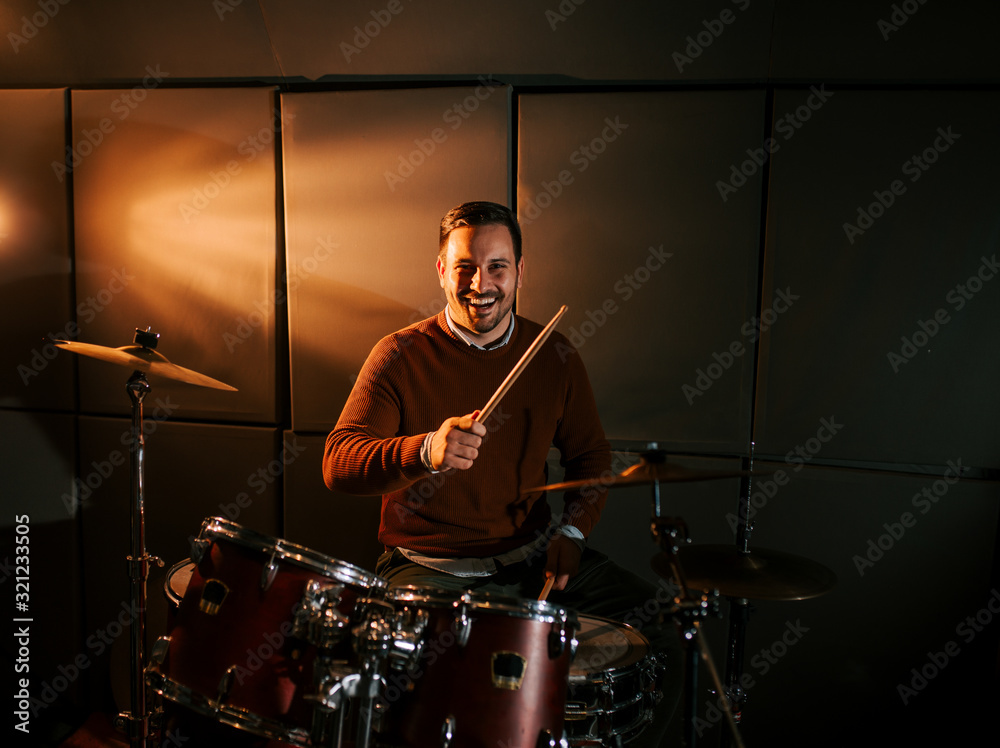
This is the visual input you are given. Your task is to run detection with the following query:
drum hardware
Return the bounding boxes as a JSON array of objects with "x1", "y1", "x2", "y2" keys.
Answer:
[
  {"x1": 197, "y1": 579, "x2": 229, "y2": 615},
  {"x1": 148, "y1": 517, "x2": 389, "y2": 748},
  {"x1": 651, "y1": 515, "x2": 738, "y2": 748},
  {"x1": 216, "y1": 666, "x2": 237, "y2": 704},
  {"x1": 565, "y1": 615, "x2": 666, "y2": 746},
  {"x1": 293, "y1": 580, "x2": 351, "y2": 650},
  {"x1": 441, "y1": 714, "x2": 456, "y2": 747},
  {"x1": 54, "y1": 329, "x2": 237, "y2": 748},
  {"x1": 262, "y1": 548, "x2": 281, "y2": 591}
]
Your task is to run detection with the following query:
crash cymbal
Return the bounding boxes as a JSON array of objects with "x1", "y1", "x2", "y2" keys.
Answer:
[
  {"x1": 524, "y1": 459, "x2": 750, "y2": 493},
  {"x1": 54, "y1": 339, "x2": 237, "y2": 391},
  {"x1": 652, "y1": 544, "x2": 837, "y2": 601}
]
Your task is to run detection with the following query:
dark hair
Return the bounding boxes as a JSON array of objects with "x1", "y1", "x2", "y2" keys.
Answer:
[{"x1": 439, "y1": 201, "x2": 522, "y2": 262}]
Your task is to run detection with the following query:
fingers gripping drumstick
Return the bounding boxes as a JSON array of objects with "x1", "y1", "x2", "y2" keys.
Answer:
[{"x1": 474, "y1": 305, "x2": 568, "y2": 424}]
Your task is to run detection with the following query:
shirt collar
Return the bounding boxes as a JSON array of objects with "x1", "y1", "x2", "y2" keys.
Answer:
[{"x1": 444, "y1": 307, "x2": 516, "y2": 350}]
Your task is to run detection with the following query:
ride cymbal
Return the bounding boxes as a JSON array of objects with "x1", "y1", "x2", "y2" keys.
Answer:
[
  {"x1": 54, "y1": 339, "x2": 237, "y2": 391},
  {"x1": 653, "y1": 544, "x2": 837, "y2": 601},
  {"x1": 524, "y1": 460, "x2": 750, "y2": 493}
]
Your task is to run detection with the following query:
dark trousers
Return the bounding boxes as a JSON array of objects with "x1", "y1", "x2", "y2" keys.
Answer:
[{"x1": 375, "y1": 546, "x2": 682, "y2": 746}]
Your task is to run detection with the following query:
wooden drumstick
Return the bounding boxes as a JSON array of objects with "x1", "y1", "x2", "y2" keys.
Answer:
[
  {"x1": 475, "y1": 305, "x2": 567, "y2": 424},
  {"x1": 538, "y1": 574, "x2": 555, "y2": 602}
]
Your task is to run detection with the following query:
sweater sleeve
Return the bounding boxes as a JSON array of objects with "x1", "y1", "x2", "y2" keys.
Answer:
[
  {"x1": 323, "y1": 335, "x2": 430, "y2": 495},
  {"x1": 551, "y1": 338, "x2": 611, "y2": 537}
]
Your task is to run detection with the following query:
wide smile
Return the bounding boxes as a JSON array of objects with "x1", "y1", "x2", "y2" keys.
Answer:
[{"x1": 463, "y1": 296, "x2": 499, "y2": 314}]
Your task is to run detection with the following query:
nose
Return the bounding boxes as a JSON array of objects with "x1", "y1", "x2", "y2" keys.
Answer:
[{"x1": 470, "y1": 268, "x2": 483, "y2": 293}]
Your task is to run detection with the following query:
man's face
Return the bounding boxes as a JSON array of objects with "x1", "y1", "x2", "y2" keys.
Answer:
[{"x1": 437, "y1": 223, "x2": 523, "y2": 345}]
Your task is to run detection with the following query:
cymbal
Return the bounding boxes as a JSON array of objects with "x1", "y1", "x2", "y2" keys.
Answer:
[
  {"x1": 54, "y1": 340, "x2": 237, "y2": 391},
  {"x1": 653, "y1": 544, "x2": 837, "y2": 601},
  {"x1": 524, "y1": 460, "x2": 749, "y2": 493}
]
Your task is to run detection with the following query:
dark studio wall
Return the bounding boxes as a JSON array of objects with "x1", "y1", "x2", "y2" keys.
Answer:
[{"x1": 0, "y1": 2, "x2": 998, "y2": 747}]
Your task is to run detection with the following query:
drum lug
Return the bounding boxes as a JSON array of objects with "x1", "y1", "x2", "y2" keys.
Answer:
[
  {"x1": 535, "y1": 729, "x2": 567, "y2": 747},
  {"x1": 148, "y1": 636, "x2": 171, "y2": 667},
  {"x1": 261, "y1": 549, "x2": 279, "y2": 591},
  {"x1": 440, "y1": 714, "x2": 456, "y2": 747},
  {"x1": 216, "y1": 665, "x2": 237, "y2": 705},
  {"x1": 189, "y1": 536, "x2": 211, "y2": 564},
  {"x1": 548, "y1": 621, "x2": 575, "y2": 659},
  {"x1": 453, "y1": 597, "x2": 471, "y2": 648}
]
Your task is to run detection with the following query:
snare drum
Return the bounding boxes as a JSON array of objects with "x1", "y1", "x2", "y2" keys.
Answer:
[
  {"x1": 564, "y1": 616, "x2": 665, "y2": 746},
  {"x1": 376, "y1": 586, "x2": 579, "y2": 748},
  {"x1": 146, "y1": 517, "x2": 388, "y2": 747}
]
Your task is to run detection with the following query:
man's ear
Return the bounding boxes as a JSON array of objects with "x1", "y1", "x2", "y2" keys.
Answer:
[
  {"x1": 515, "y1": 257, "x2": 524, "y2": 290},
  {"x1": 436, "y1": 257, "x2": 446, "y2": 287}
]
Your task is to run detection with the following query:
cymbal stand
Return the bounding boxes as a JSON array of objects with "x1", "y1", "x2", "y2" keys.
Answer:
[
  {"x1": 720, "y1": 444, "x2": 756, "y2": 746},
  {"x1": 114, "y1": 329, "x2": 164, "y2": 748}
]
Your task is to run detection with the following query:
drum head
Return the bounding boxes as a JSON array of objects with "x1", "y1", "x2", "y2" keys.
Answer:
[
  {"x1": 165, "y1": 559, "x2": 195, "y2": 608},
  {"x1": 570, "y1": 615, "x2": 649, "y2": 679}
]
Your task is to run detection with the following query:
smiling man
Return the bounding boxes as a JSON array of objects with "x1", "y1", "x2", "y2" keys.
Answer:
[{"x1": 322, "y1": 202, "x2": 677, "y2": 745}]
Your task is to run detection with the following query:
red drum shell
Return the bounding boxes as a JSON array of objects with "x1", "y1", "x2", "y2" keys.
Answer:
[
  {"x1": 149, "y1": 517, "x2": 386, "y2": 746},
  {"x1": 380, "y1": 586, "x2": 578, "y2": 748}
]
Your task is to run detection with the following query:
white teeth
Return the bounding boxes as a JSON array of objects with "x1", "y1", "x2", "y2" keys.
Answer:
[{"x1": 468, "y1": 298, "x2": 495, "y2": 306}]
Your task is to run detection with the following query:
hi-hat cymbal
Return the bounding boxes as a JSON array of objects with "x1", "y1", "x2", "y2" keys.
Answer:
[
  {"x1": 653, "y1": 544, "x2": 837, "y2": 601},
  {"x1": 524, "y1": 460, "x2": 750, "y2": 493},
  {"x1": 54, "y1": 339, "x2": 237, "y2": 391}
]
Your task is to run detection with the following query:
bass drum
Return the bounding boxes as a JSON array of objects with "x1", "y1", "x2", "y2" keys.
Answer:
[{"x1": 564, "y1": 615, "x2": 665, "y2": 746}]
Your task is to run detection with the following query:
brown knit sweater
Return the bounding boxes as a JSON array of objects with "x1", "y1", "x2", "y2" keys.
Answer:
[{"x1": 323, "y1": 312, "x2": 611, "y2": 557}]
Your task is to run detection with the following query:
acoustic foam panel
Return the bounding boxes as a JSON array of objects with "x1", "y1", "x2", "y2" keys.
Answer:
[
  {"x1": 0, "y1": 0, "x2": 280, "y2": 87},
  {"x1": 0, "y1": 88, "x2": 74, "y2": 411},
  {"x1": 258, "y1": 0, "x2": 773, "y2": 83},
  {"x1": 282, "y1": 432, "x2": 384, "y2": 575},
  {"x1": 517, "y1": 90, "x2": 766, "y2": 453},
  {"x1": 71, "y1": 87, "x2": 279, "y2": 424},
  {"x1": 754, "y1": 89, "x2": 1000, "y2": 469},
  {"x1": 281, "y1": 86, "x2": 509, "y2": 432},
  {"x1": 771, "y1": 0, "x2": 1000, "y2": 82}
]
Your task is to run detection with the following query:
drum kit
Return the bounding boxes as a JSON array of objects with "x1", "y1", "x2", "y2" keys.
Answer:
[{"x1": 57, "y1": 328, "x2": 837, "y2": 748}]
